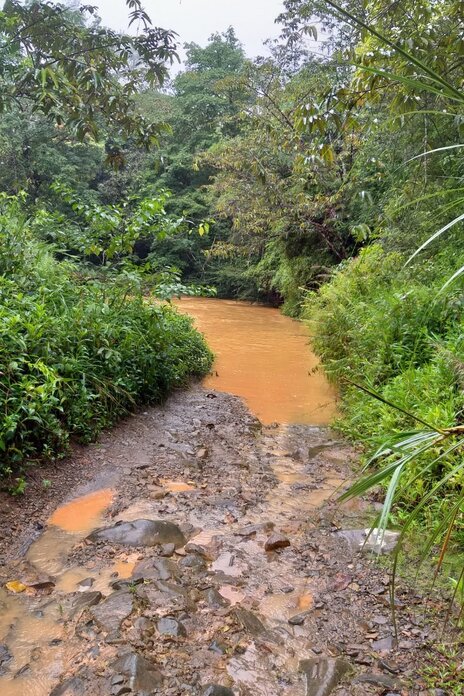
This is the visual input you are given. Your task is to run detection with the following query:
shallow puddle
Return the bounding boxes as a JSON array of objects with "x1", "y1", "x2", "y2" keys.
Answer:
[
  {"x1": 219, "y1": 586, "x2": 246, "y2": 605},
  {"x1": 0, "y1": 588, "x2": 65, "y2": 696},
  {"x1": 27, "y1": 488, "x2": 114, "y2": 579},
  {"x1": 0, "y1": 488, "x2": 116, "y2": 694},
  {"x1": 56, "y1": 556, "x2": 137, "y2": 594},
  {"x1": 174, "y1": 297, "x2": 337, "y2": 425},
  {"x1": 48, "y1": 488, "x2": 114, "y2": 534}
]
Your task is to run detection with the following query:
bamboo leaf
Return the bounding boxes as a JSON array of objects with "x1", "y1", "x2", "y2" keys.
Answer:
[{"x1": 405, "y1": 213, "x2": 464, "y2": 266}]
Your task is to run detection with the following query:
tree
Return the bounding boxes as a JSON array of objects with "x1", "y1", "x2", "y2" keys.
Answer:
[{"x1": 0, "y1": 0, "x2": 177, "y2": 149}]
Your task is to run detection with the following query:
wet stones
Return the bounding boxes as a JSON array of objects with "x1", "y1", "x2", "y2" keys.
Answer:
[
  {"x1": 288, "y1": 611, "x2": 310, "y2": 626},
  {"x1": 87, "y1": 519, "x2": 186, "y2": 549},
  {"x1": 160, "y1": 543, "x2": 176, "y2": 557},
  {"x1": 78, "y1": 578, "x2": 94, "y2": 590},
  {"x1": 110, "y1": 652, "x2": 163, "y2": 694},
  {"x1": 299, "y1": 657, "x2": 351, "y2": 696},
  {"x1": 204, "y1": 588, "x2": 229, "y2": 608},
  {"x1": 157, "y1": 616, "x2": 187, "y2": 637},
  {"x1": 179, "y1": 554, "x2": 207, "y2": 571},
  {"x1": 91, "y1": 591, "x2": 133, "y2": 633},
  {"x1": 132, "y1": 557, "x2": 179, "y2": 582},
  {"x1": 202, "y1": 686, "x2": 235, "y2": 696},
  {"x1": 0, "y1": 644, "x2": 12, "y2": 675},
  {"x1": 264, "y1": 533, "x2": 291, "y2": 552}
]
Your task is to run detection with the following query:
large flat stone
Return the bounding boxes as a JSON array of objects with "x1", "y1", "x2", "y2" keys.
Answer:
[
  {"x1": 87, "y1": 519, "x2": 186, "y2": 548},
  {"x1": 111, "y1": 652, "x2": 163, "y2": 693},
  {"x1": 132, "y1": 557, "x2": 179, "y2": 581},
  {"x1": 90, "y1": 591, "x2": 133, "y2": 633},
  {"x1": 299, "y1": 657, "x2": 351, "y2": 696}
]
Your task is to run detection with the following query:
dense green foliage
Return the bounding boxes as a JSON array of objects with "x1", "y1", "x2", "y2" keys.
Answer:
[
  {"x1": 0, "y1": 1, "x2": 215, "y2": 479},
  {"x1": 0, "y1": 195, "x2": 212, "y2": 475}
]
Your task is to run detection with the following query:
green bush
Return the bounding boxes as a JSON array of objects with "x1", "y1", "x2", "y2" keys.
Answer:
[
  {"x1": 305, "y1": 242, "x2": 464, "y2": 502},
  {"x1": 0, "y1": 202, "x2": 212, "y2": 474}
]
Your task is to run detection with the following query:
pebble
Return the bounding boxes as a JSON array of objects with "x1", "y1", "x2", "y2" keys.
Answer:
[
  {"x1": 264, "y1": 533, "x2": 291, "y2": 552},
  {"x1": 157, "y1": 617, "x2": 187, "y2": 638},
  {"x1": 288, "y1": 612, "x2": 309, "y2": 626}
]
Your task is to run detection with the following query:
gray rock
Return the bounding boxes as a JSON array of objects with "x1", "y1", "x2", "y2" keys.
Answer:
[
  {"x1": 91, "y1": 591, "x2": 133, "y2": 633},
  {"x1": 299, "y1": 657, "x2": 351, "y2": 696},
  {"x1": 179, "y1": 554, "x2": 207, "y2": 571},
  {"x1": 155, "y1": 580, "x2": 187, "y2": 599},
  {"x1": 354, "y1": 672, "x2": 398, "y2": 689},
  {"x1": 50, "y1": 677, "x2": 85, "y2": 696},
  {"x1": 204, "y1": 588, "x2": 229, "y2": 608},
  {"x1": 372, "y1": 636, "x2": 394, "y2": 652},
  {"x1": 0, "y1": 644, "x2": 12, "y2": 675},
  {"x1": 336, "y1": 529, "x2": 400, "y2": 554},
  {"x1": 289, "y1": 612, "x2": 309, "y2": 626},
  {"x1": 157, "y1": 616, "x2": 187, "y2": 637},
  {"x1": 233, "y1": 607, "x2": 267, "y2": 636},
  {"x1": 110, "y1": 577, "x2": 143, "y2": 591},
  {"x1": 77, "y1": 577, "x2": 94, "y2": 590},
  {"x1": 72, "y1": 591, "x2": 102, "y2": 613},
  {"x1": 264, "y1": 533, "x2": 291, "y2": 552},
  {"x1": 87, "y1": 519, "x2": 186, "y2": 548},
  {"x1": 160, "y1": 543, "x2": 176, "y2": 557},
  {"x1": 110, "y1": 653, "x2": 163, "y2": 693},
  {"x1": 202, "y1": 686, "x2": 235, "y2": 696},
  {"x1": 132, "y1": 557, "x2": 179, "y2": 582}
]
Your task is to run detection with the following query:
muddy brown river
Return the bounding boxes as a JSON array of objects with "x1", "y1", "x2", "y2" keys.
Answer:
[{"x1": 174, "y1": 297, "x2": 337, "y2": 425}]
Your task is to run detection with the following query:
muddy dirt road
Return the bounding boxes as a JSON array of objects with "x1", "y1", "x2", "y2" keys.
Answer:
[{"x1": 0, "y1": 387, "x2": 445, "y2": 696}]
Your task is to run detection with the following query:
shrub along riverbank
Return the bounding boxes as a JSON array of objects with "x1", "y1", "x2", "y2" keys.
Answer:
[
  {"x1": 0, "y1": 203, "x2": 212, "y2": 478},
  {"x1": 305, "y1": 241, "x2": 464, "y2": 514}
]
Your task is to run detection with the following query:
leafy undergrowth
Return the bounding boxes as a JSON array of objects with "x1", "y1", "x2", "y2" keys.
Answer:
[
  {"x1": 0, "y1": 206, "x2": 213, "y2": 477},
  {"x1": 305, "y1": 244, "x2": 464, "y2": 500},
  {"x1": 422, "y1": 643, "x2": 464, "y2": 694}
]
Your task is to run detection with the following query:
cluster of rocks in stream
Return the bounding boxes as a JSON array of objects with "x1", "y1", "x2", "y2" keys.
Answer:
[{"x1": 0, "y1": 388, "x2": 456, "y2": 695}]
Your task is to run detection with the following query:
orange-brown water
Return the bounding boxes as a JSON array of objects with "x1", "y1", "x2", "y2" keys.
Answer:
[
  {"x1": 48, "y1": 488, "x2": 114, "y2": 534},
  {"x1": 174, "y1": 297, "x2": 337, "y2": 425}
]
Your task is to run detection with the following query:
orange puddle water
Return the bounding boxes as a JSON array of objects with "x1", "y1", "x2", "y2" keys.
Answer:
[
  {"x1": 160, "y1": 479, "x2": 196, "y2": 493},
  {"x1": 48, "y1": 488, "x2": 114, "y2": 534},
  {"x1": 26, "y1": 488, "x2": 115, "y2": 579},
  {"x1": 0, "y1": 487, "x2": 124, "y2": 695},
  {"x1": 174, "y1": 297, "x2": 337, "y2": 425}
]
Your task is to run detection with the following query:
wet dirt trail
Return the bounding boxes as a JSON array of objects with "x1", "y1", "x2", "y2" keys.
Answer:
[{"x1": 0, "y1": 301, "x2": 444, "y2": 696}]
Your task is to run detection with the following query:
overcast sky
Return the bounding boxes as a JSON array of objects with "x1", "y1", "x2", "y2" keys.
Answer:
[{"x1": 94, "y1": 0, "x2": 285, "y2": 63}]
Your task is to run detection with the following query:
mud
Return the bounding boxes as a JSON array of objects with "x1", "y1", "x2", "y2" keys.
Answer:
[{"x1": 0, "y1": 387, "x2": 453, "y2": 696}]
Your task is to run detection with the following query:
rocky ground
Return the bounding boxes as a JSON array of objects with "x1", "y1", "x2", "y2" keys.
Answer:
[{"x1": 0, "y1": 386, "x2": 458, "y2": 696}]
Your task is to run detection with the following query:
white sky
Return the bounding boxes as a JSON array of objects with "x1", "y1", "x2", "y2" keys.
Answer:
[{"x1": 94, "y1": 0, "x2": 285, "y2": 63}]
